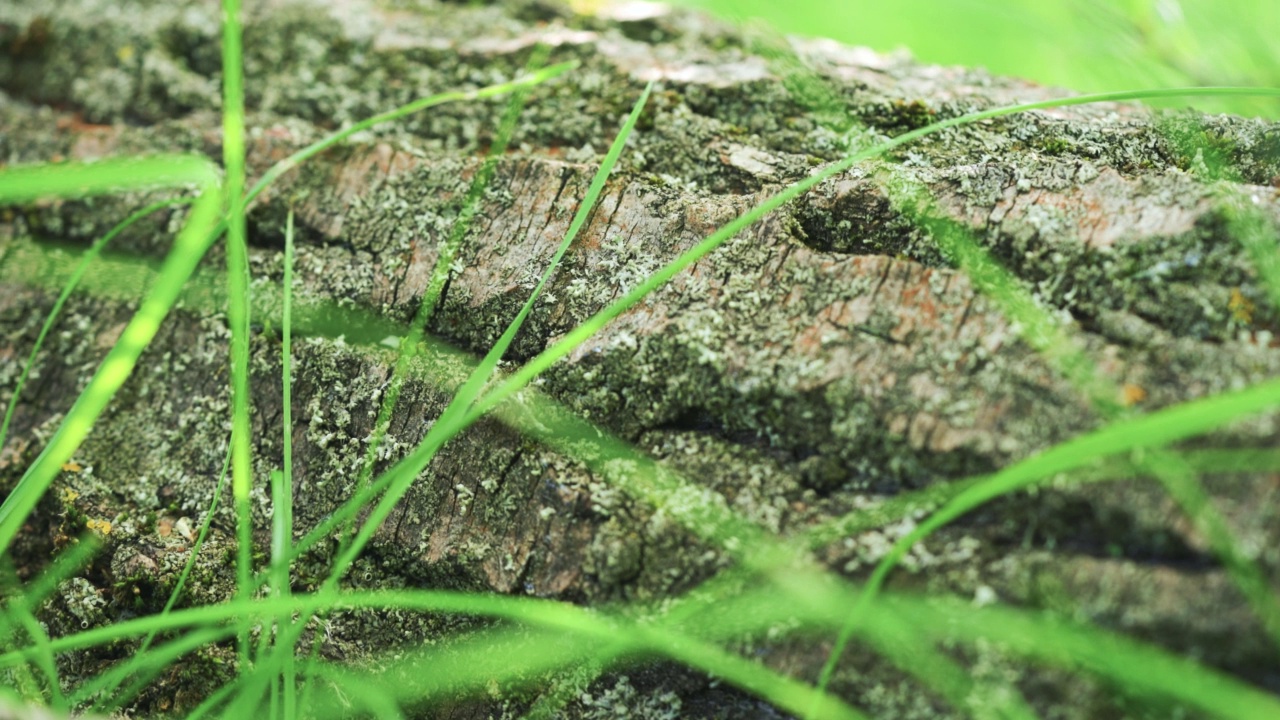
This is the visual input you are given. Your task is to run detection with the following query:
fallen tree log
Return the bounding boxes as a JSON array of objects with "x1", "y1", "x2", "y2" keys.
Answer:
[{"x1": 1, "y1": 0, "x2": 1279, "y2": 717}]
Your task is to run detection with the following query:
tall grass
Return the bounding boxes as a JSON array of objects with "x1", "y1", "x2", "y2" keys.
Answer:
[{"x1": 1, "y1": 0, "x2": 1278, "y2": 718}]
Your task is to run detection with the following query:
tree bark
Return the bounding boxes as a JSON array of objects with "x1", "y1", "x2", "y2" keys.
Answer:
[{"x1": 2, "y1": 0, "x2": 1279, "y2": 717}]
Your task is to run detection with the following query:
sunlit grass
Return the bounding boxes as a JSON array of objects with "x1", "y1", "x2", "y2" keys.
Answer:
[{"x1": 1, "y1": 0, "x2": 1278, "y2": 718}]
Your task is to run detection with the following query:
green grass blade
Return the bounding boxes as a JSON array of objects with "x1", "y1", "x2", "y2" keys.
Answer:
[
  {"x1": 7, "y1": 601, "x2": 65, "y2": 711},
  {"x1": 814, "y1": 123, "x2": 1280, "y2": 696},
  {"x1": 0, "y1": 186, "x2": 222, "y2": 554},
  {"x1": 336, "y1": 44, "x2": 557, "y2": 561},
  {"x1": 273, "y1": 209, "x2": 297, "y2": 583},
  {"x1": 219, "y1": 0, "x2": 254, "y2": 667},
  {"x1": 458, "y1": 87, "x2": 1280, "y2": 432},
  {"x1": 825, "y1": 374, "x2": 1280, "y2": 684},
  {"x1": 0, "y1": 155, "x2": 219, "y2": 202},
  {"x1": 6, "y1": 583, "x2": 1271, "y2": 719},
  {"x1": 240, "y1": 61, "x2": 576, "y2": 210},
  {"x1": 81, "y1": 442, "x2": 232, "y2": 712},
  {"x1": 451, "y1": 80, "x2": 655, "y2": 419},
  {"x1": 329, "y1": 80, "x2": 656, "y2": 587},
  {"x1": 275, "y1": 208, "x2": 297, "y2": 720},
  {"x1": 74, "y1": 626, "x2": 234, "y2": 709},
  {"x1": 234, "y1": 50, "x2": 572, "y2": 719}
]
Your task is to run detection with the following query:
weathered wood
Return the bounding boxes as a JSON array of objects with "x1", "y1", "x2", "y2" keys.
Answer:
[{"x1": 2, "y1": 0, "x2": 1279, "y2": 716}]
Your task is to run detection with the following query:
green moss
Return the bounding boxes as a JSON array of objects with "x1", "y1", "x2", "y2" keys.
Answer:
[
  {"x1": 1036, "y1": 136, "x2": 1072, "y2": 155},
  {"x1": 1157, "y1": 112, "x2": 1242, "y2": 181}
]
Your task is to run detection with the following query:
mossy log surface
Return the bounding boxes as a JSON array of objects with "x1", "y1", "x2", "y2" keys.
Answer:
[{"x1": 2, "y1": 0, "x2": 1280, "y2": 717}]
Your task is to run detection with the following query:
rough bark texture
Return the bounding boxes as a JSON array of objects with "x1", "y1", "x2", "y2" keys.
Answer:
[{"x1": 2, "y1": 0, "x2": 1280, "y2": 717}]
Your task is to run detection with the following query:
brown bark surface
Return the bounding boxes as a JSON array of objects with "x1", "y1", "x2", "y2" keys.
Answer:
[{"x1": 2, "y1": 0, "x2": 1280, "y2": 717}]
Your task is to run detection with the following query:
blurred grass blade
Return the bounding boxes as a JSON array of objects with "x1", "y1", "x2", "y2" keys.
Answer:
[
  {"x1": 0, "y1": 181, "x2": 222, "y2": 555},
  {"x1": 219, "y1": 0, "x2": 254, "y2": 666},
  {"x1": 0, "y1": 198, "x2": 193, "y2": 478},
  {"x1": 0, "y1": 156, "x2": 219, "y2": 202},
  {"x1": 834, "y1": 373, "x2": 1280, "y2": 677},
  {"x1": 7, "y1": 585, "x2": 1277, "y2": 718},
  {"x1": 272, "y1": 207, "x2": 298, "y2": 720},
  {"x1": 74, "y1": 627, "x2": 234, "y2": 709},
  {"x1": 812, "y1": 127, "x2": 1280, "y2": 699}
]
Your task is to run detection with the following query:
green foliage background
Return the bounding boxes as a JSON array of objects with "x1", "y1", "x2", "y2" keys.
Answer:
[{"x1": 680, "y1": 0, "x2": 1280, "y2": 118}]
